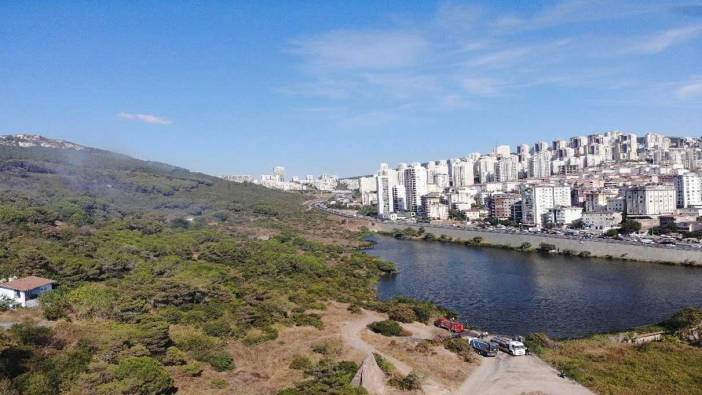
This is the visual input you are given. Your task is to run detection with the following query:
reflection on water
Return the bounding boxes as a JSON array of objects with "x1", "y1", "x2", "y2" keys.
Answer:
[{"x1": 369, "y1": 235, "x2": 702, "y2": 339}]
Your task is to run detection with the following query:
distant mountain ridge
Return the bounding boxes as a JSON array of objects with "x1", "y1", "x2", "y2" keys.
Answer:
[{"x1": 0, "y1": 133, "x2": 89, "y2": 151}]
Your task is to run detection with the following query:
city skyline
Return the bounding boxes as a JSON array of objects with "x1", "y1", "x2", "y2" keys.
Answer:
[{"x1": 2, "y1": 1, "x2": 702, "y2": 177}]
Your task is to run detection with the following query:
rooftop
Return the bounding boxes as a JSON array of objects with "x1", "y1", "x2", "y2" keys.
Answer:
[{"x1": 0, "y1": 276, "x2": 55, "y2": 292}]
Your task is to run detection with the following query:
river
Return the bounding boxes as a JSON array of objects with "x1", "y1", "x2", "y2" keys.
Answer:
[{"x1": 367, "y1": 235, "x2": 702, "y2": 339}]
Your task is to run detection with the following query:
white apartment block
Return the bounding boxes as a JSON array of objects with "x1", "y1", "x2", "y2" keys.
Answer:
[
  {"x1": 495, "y1": 145, "x2": 511, "y2": 158},
  {"x1": 376, "y1": 164, "x2": 397, "y2": 218},
  {"x1": 495, "y1": 155, "x2": 519, "y2": 182},
  {"x1": 521, "y1": 185, "x2": 571, "y2": 226},
  {"x1": 624, "y1": 184, "x2": 676, "y2": 216},
  {"x1": 449, "y1": 159, "x2": 474, "y2": 187},
  {"x1": 404, "y1": 163, "x2": 428, "y2": 214},
  {"x1": 529, "y1": 151, "x2": 552, "y2": 179},
  {"x1": 476, "y1": 156, "x2": 496, "y2": 184},
  {"x1": 421, "y1": 193, "x2": 449, "y2": 220},
  {"x1": 675, "y1": 173, "x2": 702, "y2": 208},
  {"x1": 359, "y1": 176, "x2": 378, "y2": 206}
]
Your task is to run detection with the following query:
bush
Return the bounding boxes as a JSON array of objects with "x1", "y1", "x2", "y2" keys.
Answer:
[
  {"x1": 372, "y1": 353, "x2": 394, "y2": 376},
  {"x1": 206, "y1": 351, "x2": 235, "y2": 371},
  {"x1": 347, "y1": 304, "x2": 362, "y2": 314},
  {"x1": 538, "y1": 243, "x2": 557, "y2": 252},
  {"x1": 163, "y1": 347, "x2": 186, "y2": 366},
  {"x1": 289, "y1": 355, "x2": 313, "y2": 370},
  {"x1": 181, "y1": 362, "x2": 203, "y2": 377},
  {"x1": 291, "y1": 313, "x2": 323, "y2": 329},
  {"x1": 108, "y1": 356, "x2": 174, "y2": 395},
  {"x1": 388, "y1": 304, "x2": 417, "y2": 323},
  {"x1": 202, "y1": 319, "x2": 233, "y2": 338},
  {"x1": 0, "y1": 295, "x2": 18, "y2": 311},
  {"x1": 312, "y1": 340, "x2": 342, "y2": 356},
  {"x1": 390, "y1": 372, "x2": 421, "y2": 390},
  {"x1": 443, "y1": 338, "x2": 474, "y2": 362},
  {"x1": 368, "y1": 320, "x2": 403, "y2": 337},
  {"x1": 520, "y1": 242, "x2": 532, "y2": 250}
]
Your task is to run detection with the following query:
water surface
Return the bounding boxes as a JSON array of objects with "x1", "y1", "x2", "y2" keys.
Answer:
[{"x1": 368, "y1": 235, "x2": 702, "y2": 339}]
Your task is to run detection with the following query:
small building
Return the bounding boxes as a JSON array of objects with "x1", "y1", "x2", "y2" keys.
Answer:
[
  {"x1": 0, "y1": 276, "x2": 56, "y2": 308},
  {"x1": 582, "y1": 211, "x2": 623, "y2": 232}
]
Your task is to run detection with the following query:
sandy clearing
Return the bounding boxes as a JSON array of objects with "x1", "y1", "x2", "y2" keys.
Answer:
[{"x1": 457, "y1": 352, "x2": 594, "y2": 395}]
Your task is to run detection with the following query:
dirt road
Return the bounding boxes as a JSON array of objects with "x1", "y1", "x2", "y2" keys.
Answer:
[
  {"x1": 457, "y1": 352, "x2": 594, "y2": 395},
  {"x1": 341, "y1": 309, "x2": 453, "y2": 395}
]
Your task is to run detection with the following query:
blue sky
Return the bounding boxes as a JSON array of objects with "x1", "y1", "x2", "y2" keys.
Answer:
[{"x1": 2, "y1": 1, "x2": 702, "y2": 177}]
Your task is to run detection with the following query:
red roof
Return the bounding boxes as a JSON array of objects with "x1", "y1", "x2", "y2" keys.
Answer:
[{"x1": 0, "y1": 276, "x2": 55, "y2": 292}]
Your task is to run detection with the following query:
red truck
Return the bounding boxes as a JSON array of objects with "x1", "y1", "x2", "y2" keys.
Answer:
[{"x1": 434, "y1": 318, "x2": 465, "y2": 333}]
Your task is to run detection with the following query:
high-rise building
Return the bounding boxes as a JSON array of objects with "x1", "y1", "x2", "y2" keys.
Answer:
[
  {"x1": 495, "y1": 145, "x2": 511, "y2": 158},
  {"x1": 376, "y1": 164, "x2": 397, "y2": 218},
  {"x1": 404, "y1": 163, "x2": 428, "y2": 214},
  {"x1": 521, "y1": 185, "x2": 571, "y2": 226},
  {"x1": 476, "y1": 156, "x2": 496, "y2": 183},
  {"x1": 495, "y1": 155, "x2": 519, "y2": 182},
  {"x1": 675, "y1": 173, "x2": 702, "y2": 208},
  {"x1": 528, "y1": 151, "x2": 552, "y2": 179},
  {"x1": 359, "y1": 176, "x2": 378, "y2": 206},
  {"x1": 449, "y1": 159, "x2": 474, "y2": 187}
]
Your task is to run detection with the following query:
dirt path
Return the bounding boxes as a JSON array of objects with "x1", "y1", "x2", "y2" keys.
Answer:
[
  {"x1": 341, "y1": 309, "x2": 453, "y2": 395},
  {"x1": 457, "y1": 352, "x2": 594, "y2": 395}
]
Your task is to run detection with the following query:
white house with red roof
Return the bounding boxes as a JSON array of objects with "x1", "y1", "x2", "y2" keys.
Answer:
[{"x1": 0, "y1": 276, "x2": 56, "y2": 308}]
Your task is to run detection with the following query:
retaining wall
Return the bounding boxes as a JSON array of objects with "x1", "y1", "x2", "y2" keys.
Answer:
[{"x1": 369, "y1": 222, "x2": 702, "y2": 265}]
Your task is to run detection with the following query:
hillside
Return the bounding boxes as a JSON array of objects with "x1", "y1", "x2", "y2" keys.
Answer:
[{"x1": 0, "y1": 135, "x2": 396, "y2": 394}]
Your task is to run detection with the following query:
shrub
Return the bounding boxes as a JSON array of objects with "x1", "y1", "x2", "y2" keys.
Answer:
[
  {"x1": 390, "y1": 372, "x2": 421, "y2": 390},
  {"x1": 368, "y1": 320, "x2": 403, "y2": 337},
  {"x1": 67, "y1": 283, "x2": 118, "y2": 319},
  {"x1": 538, "y1": 243, "x2": 557, "y2": 252},
  {"x1": 181, "y1": 362, "x2": 203, "y2": 377},
  {"x1": 347, "y1": 304, "x2": 362, "y2": 314},
  {"x1": 289, "y1": 355, "x2": 313, "y2": 370},
  {"x1": 291, "y1": 313, "x2": 323, "y2": 329},
  {"x1": 163, "y1": 347, "x2": 187, "y2": 366},
  {"x1": 206, "y1": 351, "x2": 235, "y2": 371},
  {"x1": 202, "y1": 319, "x2": 233, "y2": 338},
  {"x1": 0, "y1": 295, "x2": 18, "y2": 311},
  {"x1": 520, "y1": 242, "x2": 532, "y2": 250},
  {"x1": 443, "y1": 338, "x2": 474, "y2": 362},
  {"x1": 108, "y1": 356, "x2": 174, "y2": 395},
  {"x1": 388, "y1": 304, "x2": 417, "y2": 323},
  {"x1": 312, "y1": 340, "x2": 342, "y2": 356},
  {"x1": 372, "y1": 353, "x2": 394, "y2": 376}
]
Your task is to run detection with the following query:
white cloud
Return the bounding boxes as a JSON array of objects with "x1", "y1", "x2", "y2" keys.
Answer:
[
  {"x1": 288, "y1": 30, "x2": 429, "y2": 71},
  {"x1": 631, "y1": 25, "x2": 702, "y2": 54},
  {"x1": 117, "y1": 112, "x2": 172, "y2": 125},
  {"x1": 461, "y1": 78, "x2": 503, "y2": 96},
  {"x1": 676, "y1": 79, "x2": 702, "y2": 99}
]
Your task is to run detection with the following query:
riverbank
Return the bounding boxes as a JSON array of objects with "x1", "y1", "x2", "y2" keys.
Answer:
[{"x1": 369, "y1": 221, "x2": 702, "y2": 265}]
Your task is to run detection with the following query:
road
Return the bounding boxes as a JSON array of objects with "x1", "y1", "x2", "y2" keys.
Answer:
[
  {"x1": 314, "y1": 202, "x2": 702, "y2": 252},
  {"x1": 457, "y1": 352, "x2": 594, "y2": 395}
]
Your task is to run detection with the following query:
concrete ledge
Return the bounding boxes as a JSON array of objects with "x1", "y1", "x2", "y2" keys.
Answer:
[{"x1": 369, "y1": 222, "x2": 702, "y2": 266}]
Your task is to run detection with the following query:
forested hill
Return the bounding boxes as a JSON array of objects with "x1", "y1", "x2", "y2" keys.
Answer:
[
  {"x1": 0, "y1": 134, "x2": 305, "y2": 224},
  {"x1": 0, "y1": 135, "x2": 394, "y2": 394}
]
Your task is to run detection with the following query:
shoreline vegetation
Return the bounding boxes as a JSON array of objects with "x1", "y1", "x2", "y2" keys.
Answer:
[{"x1": 376, "y1": 226, "x2": 702, "y2": 267}]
